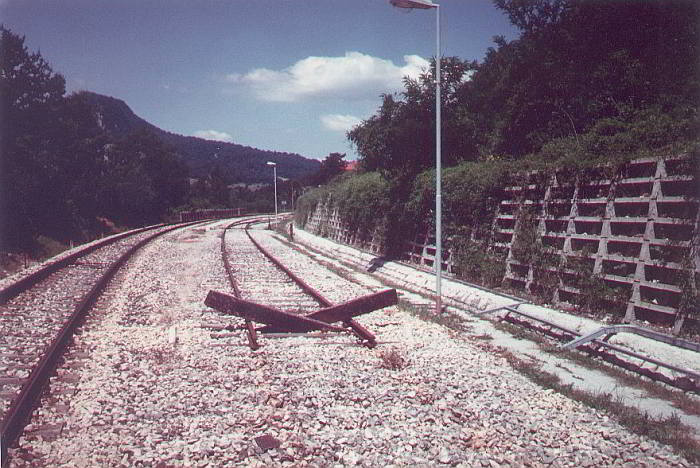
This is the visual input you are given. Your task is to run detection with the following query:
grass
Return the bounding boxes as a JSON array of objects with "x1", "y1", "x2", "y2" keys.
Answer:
[
  {"x1": 378, "y1": 347, "x2": 408, "y2": 370},
  {"x1": 471, "y1": 333, "x2": 494, "y2": 341},
  {"x1": 491, "y1": 344, "x2": 700, "y2": 464},
  {"x1": 493, "y1": 320, "x2": 700, "y2": 416},
  {"x1": 397, "y1": 299, "x2": 473, "y2": 333}
]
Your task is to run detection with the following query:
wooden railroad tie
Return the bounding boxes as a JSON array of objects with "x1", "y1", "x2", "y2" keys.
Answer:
[{"x1": 204, "y1": 289, "x2": 398, "y2": 350}]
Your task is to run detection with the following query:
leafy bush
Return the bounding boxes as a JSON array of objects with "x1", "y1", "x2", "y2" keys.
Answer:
[
  {"x1": 332, "y1": 172, "x2": 390, "y2": 238},
  {"x1": 675, "y1": 259, "x2": 700, "y2": 321},
  {"x1": 405, "y1": 159, "x2": 512, "y2": 240},
  {"x1": 294, "y1": 185, "x2": 329, "y2": 227},
  {"x1": 450, "y1": 232, "x2": 506, "y2": 288},
  {"x1": 294, "y1": 172, "x2": 391, "y2": 243},
  {"x1": 563, "y1": 251, "x2": 628, "y2": 317}
]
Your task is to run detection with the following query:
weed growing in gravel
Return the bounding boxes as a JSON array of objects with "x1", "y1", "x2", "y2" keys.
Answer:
[
  {"x1": 398, "y1": 300, "x2": 473, "y2": 333},
  {"x1": 158, "y1": 310, "x2": 176, "y2": 326},
  {"x1": 137, "y1": 345, "x2": 179, "y2": 367},
  {"x1": 378, "y1": 347, "x2": 408, "y2": 371},
  {"x1": 471, "y1": 333, "x2": 494, "y2": 341},
  {"x1": 490, "y1": 344, "x2": 700, "y2": 464},
  {"x1": 494, "y1": 320, "x2": 700, "y2": 417}
]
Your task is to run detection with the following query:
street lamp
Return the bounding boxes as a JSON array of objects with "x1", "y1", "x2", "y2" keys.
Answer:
[
  {"x1": 390, "y1": 0, "x2": 442, "y2": 314},
  {"x1": 267, "y1": 161, "x2": 278, "y2": 218}
]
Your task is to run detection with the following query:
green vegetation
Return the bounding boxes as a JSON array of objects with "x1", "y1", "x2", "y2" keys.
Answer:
[
  {"x1": 450, "y1": 232, "x2": 506, "y2": 288},
  {"x1": 378, "y1": 347, "x2": 408, "y2": 371},
  {"x1": 497, "y1": 348, "x2": 700, "y2": 465},
  {"x1": 1, "y1": 26, "x2": 190, "y2": 254},
  {"x1": 295, "y1": 0, "x2": 699, "y2": 318},
  {"x1": 311, "y1": 152, "x2": 348, "y2": 186},
  {"x1": 347, "y1": 0, "x2": 698, "y2": 175},
  {"x1": 295, "y1": 171, "x2": 392, "y2": 244},
  {"x1": 0, "y1": 26, "x2": 318, "y2": 264}
]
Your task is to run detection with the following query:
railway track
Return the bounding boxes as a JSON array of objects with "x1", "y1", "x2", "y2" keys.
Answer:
[
  {"x1": 0, "y1": 221, "x2": 201, "y2": 463},
  {"x1": 209, "y1": 218, "x2": 377, "y2": 348},
  {"x1": 1, "y1": 219, "x2": 695, "y2": 466},
  {"x1": 224, "y1": 219, "x2": 323, "y2": 313}
]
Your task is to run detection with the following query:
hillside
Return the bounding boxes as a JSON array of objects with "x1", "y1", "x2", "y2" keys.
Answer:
[{"x1": 79, "y1": 92, "x2": 320, "y2": 183}]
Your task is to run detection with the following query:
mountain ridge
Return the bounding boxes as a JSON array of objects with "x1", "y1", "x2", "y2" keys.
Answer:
[{"x1": 79, "y1": 91, "x2": 320, "y2": 183}]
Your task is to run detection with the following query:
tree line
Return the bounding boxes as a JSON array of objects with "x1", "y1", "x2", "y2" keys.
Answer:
[
  {"x1": 0, "y1": 26, "x2": 331, "y2": 258},
  {"x1": 301, "y1": 0, "x2": 699, "y2": 254},
  {"x1": 348, "y1": 0, "x2": 698, "y2": 180},
  {"x1": 0, "y1": 26, "x2": 192, "y2": 253}
]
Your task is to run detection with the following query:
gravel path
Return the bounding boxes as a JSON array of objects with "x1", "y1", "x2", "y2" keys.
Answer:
[{"x1": 7, "y1": 222, "x2": 694, "y2": 467}]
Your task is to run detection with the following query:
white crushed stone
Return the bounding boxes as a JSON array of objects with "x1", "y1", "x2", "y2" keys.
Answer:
[
  {"x1": 7, "y1": 221, "x2": 695, "y2": 467},
  {"x1": 292, "y1": 227, "x2": 699, "y2": 377}
]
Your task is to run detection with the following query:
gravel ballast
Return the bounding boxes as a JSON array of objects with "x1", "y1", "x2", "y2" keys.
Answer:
[{"x1": 8, "y1": 222, "x2": 694, "y2": 467}]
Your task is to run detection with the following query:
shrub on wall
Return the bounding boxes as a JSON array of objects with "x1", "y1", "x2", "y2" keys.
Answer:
[
  {"x1": 294, "y1": 185, "x2": 329, "y2": 228},
  {"x1": 450, "y1": 230, "x2": 506, "y2": 288},
  {"x1": 404, "y1": 159, "x2": 512, "y2": 241},
  {"x1": 295, "y1": 172, "x2": 391, "y2": 243},
  {"x1": 333, "y1": 172, "x2": 391, "y2": 239}
]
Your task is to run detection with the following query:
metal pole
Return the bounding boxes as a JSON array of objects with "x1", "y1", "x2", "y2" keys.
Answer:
[
  {"x1": 435, "y1": 4, "x2": 442, "y2": 314},
  {"x1": 273, "y1": 166, "x2": 278, "y2": 218}
]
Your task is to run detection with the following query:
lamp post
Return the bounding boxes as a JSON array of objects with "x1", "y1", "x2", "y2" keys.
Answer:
[
  {"x1": 267, "y1": 161, "x2": 278, "y2": 218},
  {"x1": 390, "y1": 0, "x2": 442, "y2": 314}
]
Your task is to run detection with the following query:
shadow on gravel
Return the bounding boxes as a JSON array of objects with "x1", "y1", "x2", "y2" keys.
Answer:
[{"x1": 367, "y1": 256, "x2": 389, "y2": 273}]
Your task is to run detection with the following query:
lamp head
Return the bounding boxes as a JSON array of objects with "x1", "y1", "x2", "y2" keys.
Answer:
[{"x1": 390, "y1": 0, "x2": 437, "y2": 9}]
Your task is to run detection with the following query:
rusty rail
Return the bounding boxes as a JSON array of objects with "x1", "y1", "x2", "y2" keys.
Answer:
[
  {"x1": 220, "y1": 216, "x2": 274, "y2": 350},
  {"x1": 243, "y1": 223, "x2": 377, "y2": 346},
  {"x1": 0, "y1": 224, "x2": 165, "y2": 305},
  {"x1": 0, "y1": 222, "x2": 201, "y2": 464}
]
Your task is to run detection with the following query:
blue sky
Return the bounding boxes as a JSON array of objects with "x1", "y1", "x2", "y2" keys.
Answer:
[{"x1": 2, "y1": 0, "x2": 519, "y2": 160}]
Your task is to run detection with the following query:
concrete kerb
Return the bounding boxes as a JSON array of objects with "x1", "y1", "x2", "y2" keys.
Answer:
[{"x1": 292, "y1": 228, "x2": 516, "y2": 313}]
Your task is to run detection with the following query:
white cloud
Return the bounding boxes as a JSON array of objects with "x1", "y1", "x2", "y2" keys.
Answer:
[
  {"x1": 227, "y1": 51, "x2": 428, "y2": 102},
  {"x1": 193, "y1": 130, "x2": 234, "y2": 143},
  {"x1": 321, "y1": 114, "x2": 362, "y2": 132}
]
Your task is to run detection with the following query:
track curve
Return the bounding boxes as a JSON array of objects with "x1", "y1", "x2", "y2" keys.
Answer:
[{"x1": 0, "y1": 222, "x2": 201, "y2": 462}]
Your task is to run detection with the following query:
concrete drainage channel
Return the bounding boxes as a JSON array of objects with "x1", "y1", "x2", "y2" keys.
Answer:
[{"x1": 284, "y1": 226, "x2": 700, "y2": 441}]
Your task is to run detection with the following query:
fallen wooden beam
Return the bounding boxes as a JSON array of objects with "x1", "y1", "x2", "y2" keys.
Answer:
[
  {"x1": 204, "y1": 290, "x2": 347, "y2": 333},
  {"x1": 310, "y1": 289, "x2": 398, "y2": 324},
  {"x1": 259, "y1": 289, "x2": 397, "y2": 334}
]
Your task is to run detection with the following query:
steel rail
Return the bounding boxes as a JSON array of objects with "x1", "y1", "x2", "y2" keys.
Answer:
[
  {"x1": 242, "y1": 221, "x2": 376, "y2": 346},
  {"x1": 0, "y1": 224, "x2": 165, "y2": 305},
  {"x1": 561, "y1": 324, "x2": 700, "y2": 354},
  {"x1": 220, "y1": 216, "x2": 271, "y2": 350},
  {"x1": 0, "y1": 221, "x2": 202, "y2": 464}
]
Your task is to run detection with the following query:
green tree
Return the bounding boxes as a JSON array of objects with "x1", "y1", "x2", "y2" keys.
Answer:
[
  {"x1": 313, "y1": 152, "x2": 347, "y2": 185},
  {"x1": 476, "y1": 0, "x2": 700, "y2": 156},
  {"x1": 349, "y1": 0, "x2": 699, "y2": 174},
  {"x1": 348, "y1": 57, "x2": 474, "y2": 179},
  {"x1": 207, "y1": 165, "x2": 231, "y2": 208},
  {"x1": 99, "y1": 130, "x2": 189, "y2": 225},
  {"x1": 1, "y1": 26, "x2": 68, "y2": 250},
  {"x1": 1, "y1": 26, "x2": 192, "y2": 253}
]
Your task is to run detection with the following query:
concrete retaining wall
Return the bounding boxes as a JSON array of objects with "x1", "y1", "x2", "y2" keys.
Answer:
[{"x1": 301, "y1": 154, "x2": 699, "y2": 327}]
